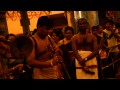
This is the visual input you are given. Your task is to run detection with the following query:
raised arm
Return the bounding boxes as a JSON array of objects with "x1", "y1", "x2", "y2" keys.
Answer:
[{"x1": 26, "y1": 37, "x2": 61, "y2": 68}]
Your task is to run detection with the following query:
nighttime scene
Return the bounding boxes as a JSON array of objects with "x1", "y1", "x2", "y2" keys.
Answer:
[{"x1": 0, "y1": 11, "x2": 120, "y2": 79}]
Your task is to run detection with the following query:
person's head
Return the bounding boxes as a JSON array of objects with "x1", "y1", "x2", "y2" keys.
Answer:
[
  {"x1": 105, "y1": 19, "x2": 114, "y2": 31},
  {"x1": 36, "y1": 16, "x2": 54, "y2": 38},
  {"x1": 117, "y1": 18, "x2": 120, "y2": 24},
  {"x1": 64, "y1": 26, "x2": 74, "y2": 40},
  {"x1": 115, "y1": 23, "x2": 120, "y2": 33},
  {"x1": 86, "y1": 24, "x2": 91, "y2": 33},
  {"x1": 77, "y1": 18, "x2": 88, "y2": 33},
  {"x1": 5, "y1": 33, "x2": 16, "y2": 41},
  {"x1": 97, "y1": 25, "x2": 103, "y2": 33},
  {"x1": 92, "y1": 26, "x2": 98, "y2": 35},
  {"x1": 50, "y1": 30, "x2": 60, "y2": 43},
  {"x1": 118, "y1": 41, "x2": 120, "y2": 51}
]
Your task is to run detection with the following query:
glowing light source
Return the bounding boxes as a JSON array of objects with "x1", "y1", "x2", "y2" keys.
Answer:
[
  {"x1": 6, "y1": 11, "x2": 51, "y2": 20},
  {"x1": 6, "y1": 11, "x2": 21, "y2": 21}
]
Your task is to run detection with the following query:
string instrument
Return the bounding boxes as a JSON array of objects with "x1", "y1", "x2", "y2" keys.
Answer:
[
  {"x1": 102, "y1": 58, "x2": 120, "y2": 70},
  {"x1": 48, "y1": 35, "x2": 71, "y2": 79}
]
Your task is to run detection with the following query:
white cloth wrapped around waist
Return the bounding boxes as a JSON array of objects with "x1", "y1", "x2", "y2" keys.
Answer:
[
  {"x1": 75, "y1": 50, "x2": 98, "y2": 79},
  {"x1": 33, "y1": 60, "x2": 62, "y2": 79},
  {"x1": 76, "y1": 50, "x2": 98, "y2": 67}
]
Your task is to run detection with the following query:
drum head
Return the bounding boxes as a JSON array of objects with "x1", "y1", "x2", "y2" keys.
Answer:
[{"x1": 10, "y1": 35, "x2": 33, "y2": 59}]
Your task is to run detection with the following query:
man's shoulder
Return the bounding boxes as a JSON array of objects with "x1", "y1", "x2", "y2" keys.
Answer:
[
  {"x1": 103, "y1": 29, "x2": 106, "y2": 33},
  {"x1": 58, "y1": 39, "x2": 63, "y2": 43},
  {"x1": 88, "y1": 33, "x2": 95, "y2": 37},
  {"x1": 71, "y1": 33, "x2": 79, "y2": 40}
]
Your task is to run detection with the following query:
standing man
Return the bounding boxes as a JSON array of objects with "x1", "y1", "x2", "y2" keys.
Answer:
[
  {"x1": 26, "y1": 16, "x2": 64, "y2": 79},
  {"x1": 71, "y1": 18, "x2": 99, "y2": 79},
  {"x1": 103, "y1": 19, "x2": 119, "y2": 78}
]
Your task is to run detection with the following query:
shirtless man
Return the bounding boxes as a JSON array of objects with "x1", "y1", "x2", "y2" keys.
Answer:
[
  {"x1": 26, "y1": 16, "x2": 63, "y2": 79},
  {"x1": 71, "y1": 18, "x2": 99, "y2": 79}
]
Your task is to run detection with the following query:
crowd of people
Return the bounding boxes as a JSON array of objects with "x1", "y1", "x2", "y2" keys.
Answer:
[{"x1": 0, "y1": 16, "x2": 120, "y2": 79}]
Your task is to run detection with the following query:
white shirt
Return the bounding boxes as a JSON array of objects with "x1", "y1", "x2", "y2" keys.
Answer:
[{"x1": 103, "y1": 29, "x2": 119, "y2": 52}]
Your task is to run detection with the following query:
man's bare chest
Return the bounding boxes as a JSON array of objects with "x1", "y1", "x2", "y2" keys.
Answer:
[{"x1": 76, "y1": 36, "x2": 93, "y2": 45}]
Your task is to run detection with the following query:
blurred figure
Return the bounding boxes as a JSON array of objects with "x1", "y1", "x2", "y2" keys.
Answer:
[
  {"x1": 95, "y1": 25, "x2": 108, "y2": 79},
  {"x1": 71, "y1": 18, "x2": 99, "y2": 79},
  {"x1": 58, "y1": 26, "x2": 76, "y2": 79},
  {"x1": 103, "y1": 19, "x2": 119, "y2": 78},
  {"x1": 59, "y1": 26, "x2": 74, "y2": 49},
  {"x1": 50, "y1": 30, "x2": 71, "y2": 79},
  {"x1": 5, "y1": 34, "x2": 25, "y2": 79},
  {"x1": 26, "y1": 16, "x2": 64, "y2": 79},
  {"x1": 116, "y1": 17, "x2": 120, "y2": 24},
  {"x1": 92, "y1": 26, "x2": 98, "y2": 36},
  {"x1": 50, "y1": 30, "x2": 60, "y2": 44},
  {"x1": 5, "y1": 34, "x2": 16, "y2": 41},
  {"x1": 114, "y1": 23, "x2": 120, "y2": 78},
  {"x1": 86, "y1": 23, "x2": 91, "y2": 33}
]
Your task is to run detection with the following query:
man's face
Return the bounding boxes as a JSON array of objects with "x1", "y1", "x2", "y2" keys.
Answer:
[
  {"x1": 37, "y1": 26, "x2": 51, "y2": 38},
  {"x1": 92, "y1": 29, "x2": 98, "y2": 35},
  {"x1": 51, "y1": 32, "x2": 59, "y2": 43},
  {"x1": 105, "y1": 22, "x2": 113, "y2": 31},
  {"x1": 98, "y1": 26, "x2": 103, "y2": 33},
  {"x1": 64, "y1": 30, "x2": 73, "y2": 39},
  {"x1": 117, "y1": 18, "x2": 120, "y2": 23},
  {"x1": 77, "y1": 19, "x2": 88, "y2": 32}
]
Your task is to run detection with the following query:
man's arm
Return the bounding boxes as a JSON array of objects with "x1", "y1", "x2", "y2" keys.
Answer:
[
  {"x1": 83, "y1": 35, "x2": 99, "y2": 62},
  {"x1": 0, "y1": 41, "x2": 14, "y2": 59},
  {"x1": 109, "y1": 29, "x2": 119, "y2": 39},
  {"x1": 71, "y1": 35, "x2": 83, "y2": 65},
  {"x1": 26, "y1": 38, "x2": 60, "y2": 68}
]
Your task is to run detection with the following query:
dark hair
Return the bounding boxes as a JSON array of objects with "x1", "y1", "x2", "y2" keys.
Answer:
[
  {"x1": 77, "y1": 18, "x2": 88, "y2": 25},
  {"x1": 37, "y1": 16, "x2": 54, "y2": 29},
  {"x1": 91, "y1": 26, "x2": 98, "y2": 31},
  {"x1": 50, "y1": 30, "x2": 58, "y2": 36},
  {"x1": 64, "y1": 26, "x2": 74, "y2": 34},
  {"x1": 5, "y1": 34, "x2": 16, "y2": 40},
  {"x1": 115, "y1": 23, "x2": 120, "y2": 28},
  {"x1": 106, "y1": 19, "x2": 114, "y2": 25},
  {"x1": 52, "y1": 28, "x2": 64, "y2": 40}
]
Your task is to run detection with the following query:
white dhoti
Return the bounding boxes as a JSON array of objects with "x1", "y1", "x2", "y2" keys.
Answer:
[
  {"x1": 32, "y1": 60, "x2": 63, "y2": 79},
  {"x1": 76, "y1": 51, "x2": 98, "y2": 79}
]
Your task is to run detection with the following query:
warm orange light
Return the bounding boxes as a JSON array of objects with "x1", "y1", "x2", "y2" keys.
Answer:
[{"x1": 6, "y1": 11, "x2": 65, "y2": 35}]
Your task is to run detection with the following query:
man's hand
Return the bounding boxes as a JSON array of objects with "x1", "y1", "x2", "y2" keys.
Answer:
[
  {"x1": 78, "y1": 59, "x2": 86, "y2": 66},
  {"x1": 52, "y1": 54, "x2": 63, "y2": 66}
]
